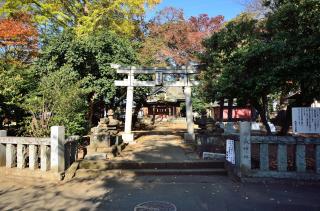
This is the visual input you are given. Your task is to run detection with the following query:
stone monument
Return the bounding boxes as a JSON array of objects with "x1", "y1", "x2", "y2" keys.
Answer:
[
  {"x1": 86, "y1": 109, "x2": 120, "y2": 160},
  {"x1": 195, "y1": 114, "x2": 225, "y2": 159}
]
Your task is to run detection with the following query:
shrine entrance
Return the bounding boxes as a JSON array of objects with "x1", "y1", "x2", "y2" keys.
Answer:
[{"x1": 112, "y1": 64, "x2": 199, "y2": 143}]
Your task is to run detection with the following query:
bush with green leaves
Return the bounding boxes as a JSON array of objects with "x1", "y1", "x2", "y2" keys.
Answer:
[{"x1": 23, "y1": 66, "x2": 87, "y2": 136}]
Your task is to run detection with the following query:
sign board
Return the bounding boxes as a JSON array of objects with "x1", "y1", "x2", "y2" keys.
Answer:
[
  {"x1": 202, "y1": 152, "x2": 225, "y2": 160},
  {"x1": 226, "y1": 139, "x2": 235, "y2": 164},
  {"x1": 155, "y1": 71, "x2": 163, "y2": 86},
  {"x1": 292, "y1": 107, "x2": 320, "y2": 134}
]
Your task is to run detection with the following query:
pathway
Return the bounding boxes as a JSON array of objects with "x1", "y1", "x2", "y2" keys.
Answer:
[{"x1": 112, "y1": 121, "x2": 199, "y2": 162}]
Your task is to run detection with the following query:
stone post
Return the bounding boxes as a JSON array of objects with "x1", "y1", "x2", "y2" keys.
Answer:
[
  {"x1": 17, "y1": 144, "x2": 26, "y2": 169},
  {"x1": 40, "y1": 145, "x2": 50, "y2": 171},
  {"x1": 50, "y1": 126, "x2": 65, "y2": 173},
  {"x1": 122, "y1": 69, "x2": 135, "y2": 143},
  {"x1": 6, "y1": 144, "x2": 16, "y2": 168},
  {"x1": 184, "y1": 86, "x2": 195, "y2": 142},
  {"x1": 29, "y1": 145, "x2": 38, "y2": 170},
  {"x1": 239, "y1": 121, "x2": 251, "y2": 176},
  {"x1": 316, "y1": 145, "x2": 320, "y2": 174},
  {"x1": 0, "y1": 130, "x2": 7, "y2": 166}
]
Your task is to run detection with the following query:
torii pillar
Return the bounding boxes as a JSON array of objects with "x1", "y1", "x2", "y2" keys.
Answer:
[
  {"x1": 184, "y1": 86, "x2": 195, "y2": 142},
  {"x1": 122, "y1": 68, "x2": 135, "y2": 143}
]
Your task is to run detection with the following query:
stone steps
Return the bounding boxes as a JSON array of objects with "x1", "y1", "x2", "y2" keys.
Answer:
[
  {"x1": 79, "y1": 160, "x2": 225, "y2": 170},
  {"x1": 75, "y1": 160, "x2": 227, "y2": 177},
  {"x1": 75, "y1": 168, "x2": 227, "y2": 178}
]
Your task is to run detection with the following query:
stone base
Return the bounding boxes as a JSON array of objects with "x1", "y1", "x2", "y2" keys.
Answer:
[
  {"x1": 84, "y1": 153, "x2": 108, "y2": 161},
  {"x1": 87, "y1": 146, "x2": 112, "y2": 154},
  {"x1": 184, "y1": 133, "x2": 195, "y2": 142},
  {"x1": 122, "y1": 133, "x2": 135, "y2": 144},
  {"x1": 0, "y1": 167, "x2": 64, "y2": 181}
]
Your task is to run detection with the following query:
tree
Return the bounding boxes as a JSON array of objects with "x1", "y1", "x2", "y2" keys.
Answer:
[
  {"x1": 0, "y1": 13, "x2": 38, "y2": 63},
  {"x1": 34, "y1": 29, "x2": 137, "y2": 130},
  {"x1": 24, "y1": 66, "x2": 87, "y2": 136},
  {"x1": 139, "y1": 7, "x2": 224, "y2": 66},
  {"x1": 0, "y1": 0, "x2": 161, "y2": 37},
  {"x1": 0, "y1": 62, "x2": 36, "y2": 132},
  {"x1": 264, "y1": 0, "x2": 320, "y2": 133},
  {"x1": 201, "y1": 14, "x2": 279, "y2": 134},
  {"x1": 201, "y1": 0, "x2": 320, "y2": 135}
]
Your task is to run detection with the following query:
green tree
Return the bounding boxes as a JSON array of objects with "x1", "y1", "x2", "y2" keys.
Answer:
[
  {"x1": 201, "y1": 0, "x2": 320, "y2": 134},
  {"x1": 201, "y1": 14, "x2": 279, "y2": 134},
  {"x1": 0, "y1": 61, "x2": 36, "y2": 133},
  {"x1": 34, "y1": 29, "x2": 137, "y2": 129},
  {"x1": 264, "y1": 0, "x2": 320, "y2": 133},
  {"x1": 24, "y1": 66, "x2": 87, "y2": 136}
]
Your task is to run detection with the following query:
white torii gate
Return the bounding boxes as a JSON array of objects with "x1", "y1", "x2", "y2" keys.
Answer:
[{"x1": 112, "y1": 64, "x2": 199, "y2": 143}]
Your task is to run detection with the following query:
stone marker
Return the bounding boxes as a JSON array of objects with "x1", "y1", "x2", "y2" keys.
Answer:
[
  {"x1": 240, "y1": 122, "x2": 251, "y2": 176},
  {"x1": 50, "y1": 126, "x2": 65, "y2": 173}
]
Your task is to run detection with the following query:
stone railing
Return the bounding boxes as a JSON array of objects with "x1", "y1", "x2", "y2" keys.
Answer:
[
  {"x1": 0, "y1": 126, "x2": 80, "y2": 179},
  {"x1": 231, "y1": 122, "x2": 320, "y2": 180}
]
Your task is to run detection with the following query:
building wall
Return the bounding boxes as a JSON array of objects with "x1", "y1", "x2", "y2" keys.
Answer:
[{"x1": 212, "y1": 107, "x2": 252, "y2": 121}]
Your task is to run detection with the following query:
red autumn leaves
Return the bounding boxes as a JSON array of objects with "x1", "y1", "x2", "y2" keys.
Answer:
[
  {"x1": 0, "y1": 13, "x2": 38, "y2": 62},
  {"x1": 145, "y1": 7, "x2": 224, "y2": 66}
]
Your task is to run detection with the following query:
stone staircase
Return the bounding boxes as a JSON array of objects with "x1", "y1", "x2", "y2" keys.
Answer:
[{"x1": 75, "y1": 160, "x2": 227, "y2": 177}]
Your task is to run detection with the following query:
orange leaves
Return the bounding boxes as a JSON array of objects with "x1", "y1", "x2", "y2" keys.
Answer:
[
  {"x1": 144, "y1": 7, "x2": 224, "y2": 66},
  {"x1": 0, "y1": 13, "x2": 38, "y2": 63},
  {"x1": 0, "y1": 14, "x2": 38, "y2": 47}
]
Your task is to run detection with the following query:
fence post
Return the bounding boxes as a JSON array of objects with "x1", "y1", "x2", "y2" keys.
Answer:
[
  {"x1": 239, "y1": 121, "x2": 251, "y2": 176},
  {"x1": 0, "y1": 130, "x2": 7, "y2": 166},
  {"x1": 50, "y1": 126, "x2": 65, "y2": 173},
  {"x1": 40, "y1": 145, "x2": 50, "y2": 171},
  {"x1": 316, "y1": 145, "x2": 320, "y2": 174}
]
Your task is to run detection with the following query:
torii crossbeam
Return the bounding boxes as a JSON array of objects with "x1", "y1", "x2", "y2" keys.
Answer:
[{"x1": 112, "y1": 64, "x2": 199, "y2": 143}]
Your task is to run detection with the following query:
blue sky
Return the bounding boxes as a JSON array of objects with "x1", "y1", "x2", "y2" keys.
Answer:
[{"x1": 146, "y1": 0, "x2": 245, "y2": 21}]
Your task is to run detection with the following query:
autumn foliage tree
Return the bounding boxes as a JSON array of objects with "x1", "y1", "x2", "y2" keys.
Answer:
[
  {"x1": 0, "y1": 0, "x2": 160, "y2": 38},
  {"x1": 0, "y1": 13, "x2": 38, "y2": 64},
  {"x1": 139, "y1": 7, "x2": 224, "y2": 66}
]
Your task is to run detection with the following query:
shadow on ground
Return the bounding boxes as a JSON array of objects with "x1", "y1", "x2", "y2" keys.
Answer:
[
  {"x1": 1, "y1": 122, "x2": 320, "y2": 210},
  {"x1": 1, "y1": 172, "x2": 320, "y2": 211}
]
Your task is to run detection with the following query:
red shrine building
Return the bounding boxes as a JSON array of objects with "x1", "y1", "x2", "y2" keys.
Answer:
[{"x1": 142, "y1": 87, "x2": 185, "y2": 118}]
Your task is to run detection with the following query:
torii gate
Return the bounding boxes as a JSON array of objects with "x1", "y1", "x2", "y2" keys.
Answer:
[{"x1": 112, "y1": 64, "x2": 199, "y2": 143}]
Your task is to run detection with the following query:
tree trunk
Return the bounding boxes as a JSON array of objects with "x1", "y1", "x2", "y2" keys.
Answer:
[
  {"x1": 253, "y1": 99, "x2": 272, "y2": 135},
  {"x1": 132, "y1": 100, "x2": 145, "y2": 128},
  {"x1": 219, "y1": 98, "x2": 224, "y2": 121},
  {"x1": 87, "y1": 93, "x2": 95, "y2": 129},
  {"x1": 280, "y1": 103, "x2": 292, "y2": 135},
  {"x1": 227, "y1": 98, "x2": 233, "y2": 121}
]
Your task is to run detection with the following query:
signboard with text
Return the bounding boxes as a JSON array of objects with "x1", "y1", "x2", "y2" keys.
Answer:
[
  {"x1": 226, "y1": 139, "x2": 235, "y2": 164},
  {"x1": 292, "y1": 107, "x2": 320, "y2": 134}
]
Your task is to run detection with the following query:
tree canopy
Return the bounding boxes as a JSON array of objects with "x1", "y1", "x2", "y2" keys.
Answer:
[
  {"x1": 200, "y1": 0, "x2": 320, "y2": 134},
  {"x1": 1, "y1": 0, "x2": 160, "y2": 37},
  {"x1": 139, "y1": 7, "x2": 224, "y2": 66}
]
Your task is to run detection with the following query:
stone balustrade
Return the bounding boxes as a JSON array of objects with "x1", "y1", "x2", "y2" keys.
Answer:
[
  {"x1": 231, "y1": 122, "x2": 320, "y2": 180},
  {"x1": 0, "y1": 126, "x2": 80, "y2": 178}
]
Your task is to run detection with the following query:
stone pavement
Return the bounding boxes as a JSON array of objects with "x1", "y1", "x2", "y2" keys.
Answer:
[
  {"x1": 111, "y1": 122, "x2": 199, "y2": 162},
  {"x1": 1, "y1": 173, "x2": 320, "y2": 211}
]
